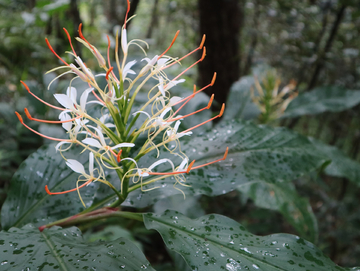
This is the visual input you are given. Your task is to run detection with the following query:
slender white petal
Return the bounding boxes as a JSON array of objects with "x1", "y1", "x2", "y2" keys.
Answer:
[
  {"x1": 82, "y1": 138, "x2": 103, "y2": 149},
  {"x1": 66, "y1": 87, "x2": 77, "y2": 103},
  {"x1": 165, "y1": 79, "x2": 185, "y2": 91},
  {"x1": 169, "y1": 96, "x2": 182, "y2": 106},
  {"x1": 60, "y1": 113, "x2": 72, "y2": 131},
  {"x1": 66, "y1": 159, "x2": 85, "y2": 174},
  {"x1": 158, "y1": 76, "x2": 165, "y2": 96},
  {"x1": 80, "y1": 87, "x2": 94, "y2": 110},
  {"x1": 89, "y1": 152, "x2": 94, "y2": 176},
  {"x1": 159, "y1": 107, "x2": 172, "y2": 119},
  {"x1": 178, "y1": 158, "x2": 189, "y2": 171},
  {"x1": 111, "y1": 142, "x2": 135, "y2": 150},
  {"x1": 157, "y1": 58, "x2": 169, "y2": 68},
  {"x1": 54, "y1": 94, "x2": 75, "y2": 110},
  {"x1": 139, "y1": 55, "x2": 158, "y2": 76},
  {"x1": 55, "y1": 141, "x2": 70, "y2": 151},
  {"x1": 121, "y1": 28, "x2": 128, "y2": 54},
  {"x1": 148, "y1": 159, "x2": 175, "y2": 172}
]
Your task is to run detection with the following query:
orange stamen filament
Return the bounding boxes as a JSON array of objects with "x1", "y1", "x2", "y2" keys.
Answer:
[
  {"x1": 24, "y1": 108, "x2": 80, "y2": 123},
  {"x1": 158, "y1": 30, "x2": 180, "y2": 59},
  {"x1": 161, "y1": 34, "x2": 206, "y2": 70},
  {"x1": 20, "y1": 81, "x2": 65, "y2": 111},
  {"x1": 181, "y1": 103, "x2": 225, "y2": 134},
  {"x1": 15, "y1": 112, "x2": 72, "y2": 142},
  {"x1": 123, "y1": 0, "x2": 131, "y2": 29},
  {"x1": 92, "y1": 90, "x2": 105, "y2": 105},
  {"x1": 145, "y1": 160, "x2": 195, "y2": 176},
  {"x1": 78, "y1": 23, "x2": 95, "y2": 52},
  {"x1": 168, "y1": 94, "x2": 214, "y2": 122},
  {"x1": 45, "y1": 179, "x2": 92, "y2": 195},
  {"x1": 106, "y1": 67, "x2": 114, "y2": 80},
  {"x1": 167, "y1": 47, "x2": 206, "y2": 85},
  {"x1": 191, "y1": 147, "x2": 228, "y2": 170},
  {"x1": 45, "y1": 38, "x2": 69, "y2": 67},
  {"x1": 63, "y1": 27, "x2": 77, "y2": 56}
]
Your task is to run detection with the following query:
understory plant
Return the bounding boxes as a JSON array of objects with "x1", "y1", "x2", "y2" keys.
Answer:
[{"x1": 1, "y1": 1, "x2": 360, "y2": 270}]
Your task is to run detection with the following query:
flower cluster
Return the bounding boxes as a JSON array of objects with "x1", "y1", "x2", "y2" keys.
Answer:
[
  {"x1": 251, "y1": 69, "x2": 297, "y2": 123},
  {"x1": 15, "y1": 0, "x2": 228, "y2": 206}
]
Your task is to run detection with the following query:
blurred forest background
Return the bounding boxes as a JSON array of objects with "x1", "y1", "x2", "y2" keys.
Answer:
[{"x1": 0, "y1": 0, "x2": 360, "y2": 268}]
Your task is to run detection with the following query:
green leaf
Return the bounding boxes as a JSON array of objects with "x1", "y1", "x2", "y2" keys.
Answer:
[
  {"x1": 123, "y1": 120, "x2": 328, "y2": 207},
  {"x1": 238, "y1": 182, "x2": 318, "y2": 243},
  {"x1": 283, "y1": 86, "x2": 360, "y2": 118},
  {"x1": 223, "y1": 76, "x2": 260, "y2": 121},
  {"x1": 309, "y1": 138, "x2": 360, "y2": 185},
  {"x1": 0, "y1": 144, "x2": 101, "y2": 230},
  {"x1": 0, "y1": 224, "x2": 154, "y2": 271},
  {"x1": 143, "y1": 210, "x2": 359, "y2": 271}
]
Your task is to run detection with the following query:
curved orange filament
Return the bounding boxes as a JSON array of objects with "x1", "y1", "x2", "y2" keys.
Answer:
[
  {"x1": 192, "y1": 147, "x2": 228, "y2": 170},
  {"x1": 158, "y1": 30, "x2": 180, "y2": 59},
  {"x1": 78, "y1": 23, "x2": 95, "y2": 52},
  {"x1": 106, "y1": 67, "x2": 114, "y2": 80},
  {"x1": 63, "y1": 27, "x2": 77, "y2": 56},
  {"x1": 123, "y1": 0, "x2": 131, "y2": 29},
  {"x1": 20, "y1": 81, "x2": 65, "y2": 111},
  {"x1": 161, "y1": 34, "x2": 206, "y2": 70},
  {"x1": 45, "y1": 38, "x2": 69, "y2": 67},
  {"x1": 167, "y1": 47, "x2": 206, "y2": 85},
  {"x1": 171, "y1": 72, "x2": 217, "y2": 108},
  {"x1": 106, "y1": 35, "x2": 119, "y2": 83},
  {"x1": 15, "y1": 112, "x2": 72, "y2": 142},
  {"x1": 181, "y1": 103, "x2": 225, "y2": 134},
  {"x1": 117, "y1": 149, "x2": 123, "y2": 163},
  {"x1": 24, "y1": 108, "x2": 80, "y2": 123},
  {"x1": 91, "y1": 90, "x2": 105, "y2": 105},
  {"x1": 168, "y1": 94, "x2": 214, "y2": 122},
  {"x1": 45, "y1": 179, "x2": 92, "y2": 195},
  {"x1": 146, "y1": 160, "x2": 195, "y2": 176}
]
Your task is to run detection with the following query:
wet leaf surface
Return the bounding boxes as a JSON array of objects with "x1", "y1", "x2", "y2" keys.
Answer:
[
  {"x1": 309, "y1": 138, "x2": 360, "y2": 185},
  {"x1": 123, "y1": 120, "x2": 328, "y2": 207},
  {"x1": 0, "y1": 224, "x2": 154, "y2": 271},
  {"x1": 143, "y1": 210, "x2": 359, "y2": 271},
  {"x1": 1, "y1": 144, "x2": 99, "y2": 229},
  {"x1": 237, "y1": 182, "x2": 318, "y2": 243},
  {"x1": 283, "y1": 86, "x2": 360, "y2": 118}
]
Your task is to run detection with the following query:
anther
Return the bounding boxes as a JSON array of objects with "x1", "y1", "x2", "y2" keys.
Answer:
[
  {"x1": 199, "y1": 34, "x2": 206, "y2": 49},
  {"x1": 106, "y1": 67, "x2": 114, "y2": 80}
]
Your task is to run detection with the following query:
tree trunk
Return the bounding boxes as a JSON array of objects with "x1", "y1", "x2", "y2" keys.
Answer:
[
  {"x1": 198, "y1": 0, "x2": 243, "y2": 108},
  {"x1": 308, "y1": 4, "x2": 346, "y2": 90}
]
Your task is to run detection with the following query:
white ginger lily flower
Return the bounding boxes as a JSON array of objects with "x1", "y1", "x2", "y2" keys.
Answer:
[
  {"x1": 55, "y1": 118, "x2": 89, "y2": 151},
  {"x1": 66, "y1": 152, "x2": 96, "y2": 180},
  {"x1": 55, "y1": 87, "x2": 95, "y2": 116},
  {"x1": 137, "y1": 158, "x2": 175, "y2": 177},
  {"x1": 82, "y1": 127, "x2": 134, "y2": 151},
  {"x1": 122, "y1": 60, "x2": 137, "y2": 81},
  {"x1": 166, "y1": 120, "x2": 192, "y2": 139}
]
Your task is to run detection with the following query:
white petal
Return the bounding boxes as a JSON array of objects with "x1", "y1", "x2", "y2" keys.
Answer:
[
  {"x1": 173, "y1": 120, "x2": 181, "y2": 133},
  {"x1": 159, "y1": 107, "x2": 172, "y2": 119},
  {"x1": 148, "y1": 159, "x2": 174, "y2": 171},
  {"x1": 176, "y1": 131, "x2": 193, "y2": 139},
  {"x1": 139, "y1": 55, "x2": 158, "y2": 76},
  {"x1": 89, "y1": 152, "x2": 94, "y2": 175},
  {"x1": 66, "y1": 87, "x2": 77, "y2": 103},
  {"x1": 158, "y1": 77, "x2": 165, "y2": 96},
  {"x1": 165, "y1": 79, "x2": 185, "y2": 91},
  {"x1": 169, "y1": 96, "x2": 183, "y2": 106},
  {"x1": 133, "y1": 110, "x2": 151, "y2": 119},
  {"x1": 178, "y1": 158, "x2": 189, "y2": 171},
  {"x1": 157, "y1": 58, "x2": 169, "y2": 67},
  {"x1": 54, "y1": 94, "x2": 74, "y2": 110},
  {"x1": 111, "y1": 142, "x2": 135, "y2": 150},
  {"x1": 55, "y1": 141, "x2": 70, "y2": 151},
  {"x1": 121, "y1": 28, "x2": 128, "y2": 54},
  {"x1": 82, "y1": 138, "x2": 103, "y2": 149},
  {"x1": 80, "y1": 87, "x2": 94, "y2": 110},
  {"x1": 66, "y1": 159, "x2": 85, "y2": 174},
  {"x1": 61, "y1": 113, "x2": 72, "y2": 131}
]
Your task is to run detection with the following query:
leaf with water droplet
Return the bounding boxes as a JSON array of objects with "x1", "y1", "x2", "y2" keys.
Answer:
[
  {"x1": 0, "y1": 143, "x2": 115, "y2": 229},
  {"x1": 283, "y1": 86, "x2": 360, "y2": 118},
  {"x1": 308, "y1": 137, "x2": 360, "y2": 186},
  {"x1": 143, "y1": 211, "x2": 360, "y2": 271},
  {"x1": 0, "y1": 224, "x2": 155, "y2": 270},
  {"x1": 238, "y1": 182, "x2": 318, "y2": 243},
  {"x1": 120, "y1": 120, "x2": 328, "y2": 208}
]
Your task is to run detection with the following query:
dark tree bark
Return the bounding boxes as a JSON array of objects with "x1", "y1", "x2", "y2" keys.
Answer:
[
  {"x1": 198, "y1": 0, "x2": 243, "y2": 107},
  {"x1": 146, "y1": 0, "x2": 159, "y2": 39},
  {"x1": 308, "y1": 4, "x2": 346, "y2": 89},
  {"x1": 105, "y1": 0, "x2": 140, "y2": 31},
  {"x1": 243, "y1": 0, "x2": 260, "y2": 76},
  {"x1": 69, "y1": 0, "x2": 83, "y2": 55}
]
